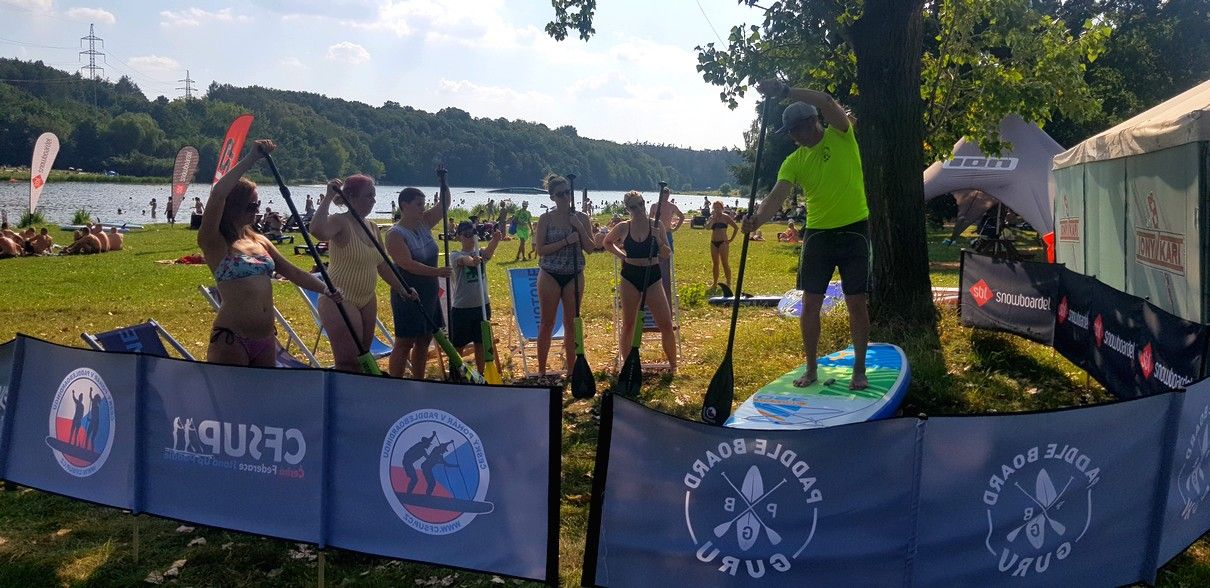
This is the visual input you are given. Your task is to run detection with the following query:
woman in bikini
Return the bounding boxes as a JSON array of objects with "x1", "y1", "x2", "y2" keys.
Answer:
[
  {"x1": 533, "y1": 173, "x2": 594, "y2": 376},
  {"x1": 385, "y1": 167, "x2": 452, "y2": 379},
  {"x1": 198, "y1": 139, "x2": 342, "y2": 367},
  {"x1": 707, "y1": 200, "x2": 738, "y2": 287},
  {"x1": 604, "y1": 191, "x2": 676, "y2": 372},
  {"x1": 308, "y1": 175, "x2": 416, "y2": 373}
]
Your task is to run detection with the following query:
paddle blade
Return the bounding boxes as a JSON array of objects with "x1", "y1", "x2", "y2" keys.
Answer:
[
  {"x1": 614, "y1": 349, "x2": 642, "y2": 398},
  {"x1": 702, "y1": 356, "x2": 734, "y2": 425},
  {"x1": 571, "y1": 354, "x2": 595, "y2": 399},
  {"x1": 481, "y1": 321, "x2": 502, "y2": 384},
  {"x1": 357, "y1": 353, "x2": 382, "y2": 376}
]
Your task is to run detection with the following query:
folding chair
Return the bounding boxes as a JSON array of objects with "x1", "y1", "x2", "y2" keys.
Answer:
[
  {"x1": 198, "y1": 285, "x2": 322, "y2": 368},
  {"x1": 82, "y1": 320, "x2": 194, "y2": 360},
  {"x1": 611, "y1": 255, "x2": 681, "y2": 370},
  {"x1": 506, "y1": 267, "x2": 566, "y2": 377}
]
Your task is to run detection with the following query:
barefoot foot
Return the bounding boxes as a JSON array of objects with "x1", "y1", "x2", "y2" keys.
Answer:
[
  {"x1": 849, "y1": 371, "x2": 869, "y2": 390},
  {"x1": 793, "y1": 370, "x2": 817, "y2": 388}
]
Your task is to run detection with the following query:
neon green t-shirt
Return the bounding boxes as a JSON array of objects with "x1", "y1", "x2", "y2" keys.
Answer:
[{"x1": 776, "y1": 125, "x2": 869, "y2": 229}]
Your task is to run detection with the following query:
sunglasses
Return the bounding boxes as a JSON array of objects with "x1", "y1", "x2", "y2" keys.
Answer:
[
  {"x1": 246, "y1": 201, "x2": 261, "y2": 212},
  {"x1": 554, "y1": 189, "x2": 572, "y2": 198}
]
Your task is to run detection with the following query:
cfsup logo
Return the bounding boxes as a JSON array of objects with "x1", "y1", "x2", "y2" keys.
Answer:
[
  {"x1": 380, "y1": 409, "x2": 493, "y2": 536},
  {"x1": 45, "y1": 368, "x2": 115, "y2": 477},
  {"x1": 969, "y1": 279, "x2": 994, "y2": 307}
]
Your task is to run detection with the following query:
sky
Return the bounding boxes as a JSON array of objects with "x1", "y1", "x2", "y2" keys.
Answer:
[{"x1": 0, "y1": 0, "x2": 763, "y2": 150}]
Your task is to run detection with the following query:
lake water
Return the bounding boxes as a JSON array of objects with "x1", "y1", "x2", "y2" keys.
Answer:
[{"x1": 0, "y1": 181, "x2": 735, "y2": 225}]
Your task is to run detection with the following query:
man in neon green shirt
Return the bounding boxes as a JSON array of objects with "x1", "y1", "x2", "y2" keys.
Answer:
[{"x1": 742, "y1": 80, "x2": 870, "y2": 390}]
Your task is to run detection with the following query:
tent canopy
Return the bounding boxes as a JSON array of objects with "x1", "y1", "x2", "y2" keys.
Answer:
[
  {"x1": 923, "y1": 115, "x2": 1063, "y2": 235},
  {"x1": 1053, "y1": 78, "x2": 1210, "y2": 170}
]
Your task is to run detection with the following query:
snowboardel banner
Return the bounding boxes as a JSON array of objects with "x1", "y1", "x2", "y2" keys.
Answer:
[
  {"x1": 584, "y1": 395, "x2": 918, "y2": 586},
  {"x1": 1086, "y1": 277, "x2": 1145, "y2": 399},
  {"x1": 170, "y1": 146, "x2": 200, "y2": 218},
  {"x1": 959, "y1": 251, "x2": 1060, "y2": 345},
  {"x1": 212, "y1": 114, "x2": 253, "y2": 184},
  {"x1": 29, "y1": 132, "x2": 59, "y2": 213},
  {"x1": 1135, "y1": 300, "x2": 1206, "y2": 397},
  {"x1": 1053, "y1": 269, "x2": 1095, "y2": 370}
]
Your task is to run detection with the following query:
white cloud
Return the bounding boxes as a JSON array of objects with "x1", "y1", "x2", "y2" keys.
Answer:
[
  {"x1": 279, "y1": 57, "x2": 306, "y2": 69},
  {"x1": 436, "y1": 79, "x2": 554, "y2": 115},
  {"x1": 160, "y1": 7, "x2": 251, "y2": 28},
  {"x1": 128, "y1": 55, "x2": 180, "y2": 72},
  {"x1": 66, "y1": 7, "x2": 115, "y2": 24},
  {"x1": 327, "y1": 42, "x2": 370, "y2": 64}
]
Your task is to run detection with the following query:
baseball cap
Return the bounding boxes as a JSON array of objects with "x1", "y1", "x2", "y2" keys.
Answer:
[
  {"x1": 775, "y1": 101, "x2": 819, "y2": 134},
  {"x1": 455, "y1": 220, "x2": 476, "y2": 235}
]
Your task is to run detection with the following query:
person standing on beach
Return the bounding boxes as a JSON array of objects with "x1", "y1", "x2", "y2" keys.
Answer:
[
  {"x1": 512, "y1": 200, "x2": 533, "y2": 261},
  {"x1": 149, "y1": 197, "x2": 158, "y2": 219},
  {"x1": 742, "y1": 80, "x2": 870, "y2": 390},
  {"x1": 649, "y1": 186, "x2": 684, "y2": 299}
]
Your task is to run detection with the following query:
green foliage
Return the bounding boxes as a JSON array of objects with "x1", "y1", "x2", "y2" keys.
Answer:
[
  {"x1": 0, "y1": 59, "x2": 738, "y2": 189},
  {"x1": 678, "y1": 282, "x2": 708, "y2": 308},
  {"x1": 718, "y1": 182, "x2": 732, "y2": 197},
  {"x1": 17, "y1": 210, "x2": 45, "y2": 228},
  {"x1": 70, "y1": 208, "x2": 92, "y2": 225}
]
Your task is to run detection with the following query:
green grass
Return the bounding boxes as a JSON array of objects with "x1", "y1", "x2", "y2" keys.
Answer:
[{"x1": 0, "y1": 223, "x2": 1203, "y2": 586}]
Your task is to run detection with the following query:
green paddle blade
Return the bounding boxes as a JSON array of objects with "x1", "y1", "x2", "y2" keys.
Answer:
[
  {"x1": 575, "y1": 317, "x2": 585, "y2": 354},
  {"x1": 630, "y1": 312, "x2": 643, "y2": 348},
  {"x1": 358, "y1": 353, "x2": 383, "y2": 376},
  {"x1": 701, "y1": 355, "x2": 734, "y2": 425}
]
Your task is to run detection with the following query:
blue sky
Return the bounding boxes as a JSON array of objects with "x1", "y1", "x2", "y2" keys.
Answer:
[{"x1": 0, "y1": 0, "x2": 762, "y2": 149}]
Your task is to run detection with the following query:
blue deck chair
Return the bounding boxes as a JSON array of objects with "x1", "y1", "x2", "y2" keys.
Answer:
[
  {"x1": 506, "y1": 267, "x2": 566, "y2": 377},
  {"x1": 611, "y1": 256, "x2": 681, "y2": 370},
  {"x1": 197, "y1": 285, "x2": 321, "y2": 368},
  {"x1": 82, "y1": 320, "x2": 194, "y2": 360},
  {"x1": 296, "y1": 283, "x2": 395, "y2": 360}
]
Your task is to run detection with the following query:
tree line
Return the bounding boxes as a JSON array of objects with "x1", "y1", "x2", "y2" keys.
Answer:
[{"x1": 0, "y1": 58, "x2": 740, "y2": 189}]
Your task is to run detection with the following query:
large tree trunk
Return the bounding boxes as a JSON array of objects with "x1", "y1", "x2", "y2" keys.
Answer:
[{"x1": 849, "y1": 0, "x2": 936, "y2": 330}]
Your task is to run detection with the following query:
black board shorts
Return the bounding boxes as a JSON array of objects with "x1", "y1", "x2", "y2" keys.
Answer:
[
  {"x1": 797, "y1": 219, "x2": 871, "y2": 295},
  {"x1": 449, "y1": 304, "x2": 491, "y2": 348}
]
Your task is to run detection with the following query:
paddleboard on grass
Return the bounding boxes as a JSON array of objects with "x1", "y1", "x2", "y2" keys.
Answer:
[{"x1": 726, "y1": 342, "x2": 909, "y2": 430}]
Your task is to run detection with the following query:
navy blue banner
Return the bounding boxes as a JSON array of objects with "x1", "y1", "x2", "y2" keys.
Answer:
[
  {"x1": 1137, "y1": 302, "x2": 1207, "y2": 397},
  {"x1": 1053, "y1": 269, "x2": 1095, "y2": 370},
  {"x1": 141, "y1": 357, "x2": 326, "y2": 542},
  {"x1": 586, "y1": 396, "x2": 918, "y2": 587},
  {"x1": 1160, "y1": 378, "x2": 1210, "y2": 564},
  {"x1": 914, "y1": 396, "x2": 1170, "y2": 586},
  {"x1": 2, "y1": 337, "x2": 138, "y2": 509},
  {"x1": 959, "y1": 252, "x2": 1060, "y2": 345},
  {"x1": 0, "y1": 336, "x2": 559, "y2": 584},
  {"x1": 325, "y1": 373, "x2": 557, "y2": 581},
  {"x1": 1086, "y1": 278, "x2": 1145, "y2": 398}
]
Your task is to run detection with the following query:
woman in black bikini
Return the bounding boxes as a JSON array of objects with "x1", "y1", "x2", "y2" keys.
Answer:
[
  {"x1": 603, "y1": 191, "x2": 676, "y2": 373},
  {"x1": 533, "y1": 173, "x2": 595, "y2": 377},
  {"x1": 707, "y1": 200, "x2": 738, "y2": 287}
]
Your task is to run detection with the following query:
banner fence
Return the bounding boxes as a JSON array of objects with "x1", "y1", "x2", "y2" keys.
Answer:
[
  {"x1": 0, "y1": 336, "x2": 559, "y2": 584},
  {"x1": 585, "y1": 391, "x2": 1210, "y2": 587},
  {"x1": 960, "y1": 251, "x2": 1207, "y2": 399}
]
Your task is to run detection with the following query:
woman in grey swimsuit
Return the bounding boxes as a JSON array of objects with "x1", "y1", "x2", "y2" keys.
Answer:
[{"x1": 532, "y1": 173, "x2": 595, "y2": 377}]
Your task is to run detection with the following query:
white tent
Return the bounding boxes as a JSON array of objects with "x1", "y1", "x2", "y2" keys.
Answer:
[
  {"x1": 1052, "y1": 78, "x2": 1210, "y2": 322},
  {"x1": 923, "y1": 115, "x2": 1064, "y2": 237}
]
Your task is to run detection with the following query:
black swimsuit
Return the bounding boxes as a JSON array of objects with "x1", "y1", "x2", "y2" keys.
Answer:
[
  {"x1": 711, "y1": 221, "x2": 728, "y2": 248},
  {"x1": 621, "y1": 222, "x2": 662, "y2": 290}
]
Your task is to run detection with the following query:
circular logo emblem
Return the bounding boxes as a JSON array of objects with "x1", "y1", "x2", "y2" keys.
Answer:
[
  {"x1": 1178, "y1": 405, "x2": 1210, "y2": 520},
  {"x1": 683, "y1": 438, "x2": 822, "y2": 579},
  {"x1": 379, "y1": 409, "x2": 492, "y2": 535},
  {"x1": 45, "y1": 368, "x2": 115, "y2": 477},
  {"x1": 983, "y1": 444, "x2": 1099, "y2": 578}
]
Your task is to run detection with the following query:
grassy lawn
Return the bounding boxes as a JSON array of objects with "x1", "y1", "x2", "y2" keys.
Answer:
[{"x1": 0, "y1": 222, "x2": 1205, "y2": 586}]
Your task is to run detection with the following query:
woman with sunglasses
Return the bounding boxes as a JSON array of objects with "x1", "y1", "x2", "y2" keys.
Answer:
[
  {"x1": 533, "y1": 173, "x2": 595, "y2": 376},
  {"x1": 707, "y1": 200, "x2": 739, "y2": 288},
  {"x1": 198, "y1": 140, "x2": 343, "y2": 367},
  {"x1": 308, "y1": 175, "x2": 417, "y2": 373},
  {"x1": 603, "y1": 191, "x2": 676, "y2": 373},
  {"x1": 385, "y1": 166, "x2": 453, "y2": 378}
]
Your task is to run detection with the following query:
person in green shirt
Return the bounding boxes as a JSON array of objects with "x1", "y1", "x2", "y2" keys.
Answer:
[
  {"x1": 742, "y1": 80, "x2": 870, "y2": 390},
  {"x1": 512, "y1": 201, "x2": 533, "y2": 261}
]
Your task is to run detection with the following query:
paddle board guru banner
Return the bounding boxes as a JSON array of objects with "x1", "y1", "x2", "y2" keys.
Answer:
[
  {"x1": 586, "y1": 388, "x2": 1210, "y2": 587},
  {"x1": 0, "y1": 336, "x2": 560, "y2": 584},
  {"x1": 960, "y1": 251, "x2": 1060, "y2": 345},
  {"x1": 28, "y1": 131, "x2": 59, "y2": 214},
  {"x1": 170, "y1": 146, "x2": 200, "y2": 218}
]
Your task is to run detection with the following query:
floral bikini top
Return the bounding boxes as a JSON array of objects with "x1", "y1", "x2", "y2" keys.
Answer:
[{"x1": 214, "y1": 252, "x2": 275, "y2": 282}]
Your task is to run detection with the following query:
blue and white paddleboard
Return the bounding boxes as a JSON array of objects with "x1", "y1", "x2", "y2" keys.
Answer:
[{"x1": 726, "y1": 342, "x2": 910, "y2": 430}]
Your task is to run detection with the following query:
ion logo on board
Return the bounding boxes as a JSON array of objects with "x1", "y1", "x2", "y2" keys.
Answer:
[
  {"x1": 45, "y1": 368, "x2": 115, "y2": 477},
  {"x1": 682, "y1": 438, "x2": 822, "y2": 579},
  {"x1": 380, "y1": 409, "x2": 493, "y2": 536},
  {"x1": 983, "y1": 444, "x2": 1099, "y2": 577}
]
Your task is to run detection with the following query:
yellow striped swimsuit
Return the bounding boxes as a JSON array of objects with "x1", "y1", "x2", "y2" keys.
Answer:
[{"x1": 328, "y1": 223, "x2": 382, "y2": 308}]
